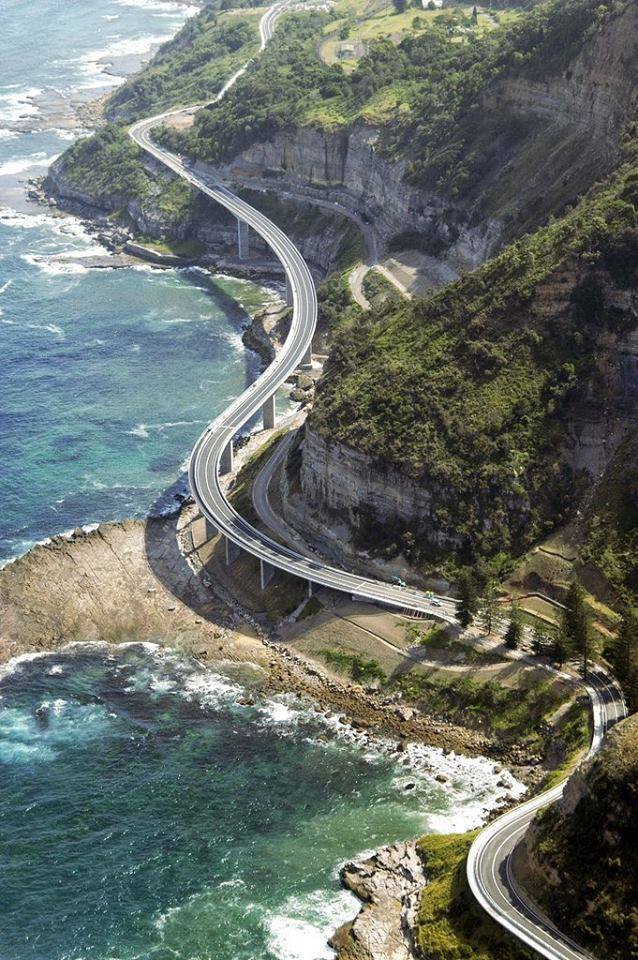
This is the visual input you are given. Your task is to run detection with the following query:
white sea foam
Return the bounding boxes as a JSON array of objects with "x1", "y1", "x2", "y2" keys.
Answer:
[
  {"x1": 181, "y1": 670, "x2": 243, "y2": 709},
  {"x1": 0, "y1": 152, "x2": 60, "y2": 177},
  {"x1": 266, "y1": 889, "x2": 358, "y2": 960},
  {"x1": 0, "y1": 86, "x2": 43, "y2": 124},
  {"x1": 117, "y1": 0, "x2": 197, "y2": 12},
  {"x1": 21, "y1": 254, "x2": 89, "y2": 276},
  {"x1": 127, "y1": 419, "x2": 204, "y2": 439},
  {"x1": 73, "y1": 31, "x2": 173, "y2": 91},
  {"x1": 0, "y1": 279, "x2": 12, "y2": 294}
]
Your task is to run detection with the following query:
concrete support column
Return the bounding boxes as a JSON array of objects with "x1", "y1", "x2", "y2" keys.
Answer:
[
  {"x1": 225, "y1": 536, "x2": 241, "y2": 566},
  {"x1": 260, "y1": 558, "x2": 276, "y2": 591},
  {"x1": 308, "y1": 580, "x2": 314, "y2": 598},
  {"x1": 285, "y1": 275, "x2": 294, "y2": 307},
  {"x1": 204, "y1": 516, "x2": 217, "y2": 542},
  {"x1": 262, "y1": 393, "x2": 276, "y2": 431},
  {"x1": 300, "y1": 343, "x2": 312, "y2": 369},
  {"x1": 220, "y1": 439, "x2": 234, "y2": 475},
  {"x1": 237, "y1": 218, "x2": 249, "y2": 260}
]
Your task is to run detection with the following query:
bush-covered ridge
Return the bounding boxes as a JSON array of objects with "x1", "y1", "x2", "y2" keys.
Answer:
[
  {"x1": 161, "y1": 0, "x2": 629, "y2": 199},
  {"x1": 527, "y1": 713, "x2": 638, "y2": 959},
  {"x1": 309, "y1": 161, "x2": 638, "y2": 558},
  {"x1": 106, "y1": 5, "x2": 260, "y2": 121}
]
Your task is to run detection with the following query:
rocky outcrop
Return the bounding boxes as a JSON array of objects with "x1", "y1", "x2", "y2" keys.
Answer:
[
  {"x1": 332, "y1": 842, "x2": 425, "y2": 960},
  {"x1": 284, "y1": 426, "x2": 466, "y2": 558},
  {"x1": 221, "y1": 124, "x2": 502, "y2": 276}
]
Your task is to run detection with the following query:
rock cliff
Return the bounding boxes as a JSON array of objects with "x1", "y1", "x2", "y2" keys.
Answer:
[
  {"x1": 523, "y1": 713, "x2": 638, "y2": 960},
  {"x1": 288, "y1": 248, "x2": 638, "y2": 566}
]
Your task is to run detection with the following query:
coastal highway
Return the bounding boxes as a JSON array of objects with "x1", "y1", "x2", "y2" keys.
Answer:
[
  {"x1": 129, "y1": 5, "x2": 626, "y2": 958},
  {"x1": 129, "y1": 5, "x2": 457, "y2": 622},
  {"x1": 467, "y1": 666, "x2": 627, "y2": 960}
]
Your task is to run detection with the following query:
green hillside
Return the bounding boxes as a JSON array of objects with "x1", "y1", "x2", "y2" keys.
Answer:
[{"x1": 526, "y1": 713, "x2": 638, "y2": 959}]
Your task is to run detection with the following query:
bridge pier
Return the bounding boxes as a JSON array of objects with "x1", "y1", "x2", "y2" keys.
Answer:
[
  {"x1": 308, "y1": 580, "x2": 314, "y2": 597},
  {"x1": 262, "y1": 393, "x2": 276, "y2": 430},
  {"x1": 220, "y1": 439, "x2": 234, "y2": 475},
  {"x1": 285, "y1": 275, "x2": 293, "y2": 307},
  {"x1": 300, "y1": 343, "x2": 312, "y2": 369},
  {"x1": 237, "y1": 218, "x2": 249, "y2": 260},
  {"x1": 260, "y1": 558, "x2": 276, "y2": 591},
  {"x1": 225, "y1": 536, "x2": 241, "y2": 566}
]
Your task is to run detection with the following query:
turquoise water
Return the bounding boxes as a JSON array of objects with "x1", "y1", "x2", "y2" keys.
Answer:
[
  {"x1": 0, "y1": 5, "x2": 521, "y2": 958},
  {"x1": 0, "y1": 645, "x2": 518, "y2": 960},
  {"x1": 0, "y1": 0, "x2": 278, "y2": 564}
]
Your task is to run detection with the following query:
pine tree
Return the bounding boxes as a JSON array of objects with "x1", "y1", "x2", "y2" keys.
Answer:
[
  {"x1": 457, "y1": 569, "x2": 479, "y2": 628},
  {"x1": 550, "y1": 634, "x2": 569, "y2": 667},
  {"x1": 478, "y1": 579, "x2": 497, "y2": 635},
  {"x1": 505, "y1": 606, "x2": 522, "y2": 649},
  {"x1": 562, "y1": 581, "x2": 590, "y2": 677},
  {"x1": 532, "y1": 624, "x2": 552, "y2": 657}
]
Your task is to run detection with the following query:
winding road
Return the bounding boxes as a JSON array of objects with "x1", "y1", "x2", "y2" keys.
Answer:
[
  {"x1": 467, "y1": 666, "x2": 626, "y2": 960},
  {"x1": 128, "y1": 6, "x2": 627, "y2": 959}
]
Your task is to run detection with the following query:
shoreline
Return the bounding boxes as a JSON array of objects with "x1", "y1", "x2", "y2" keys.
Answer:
[{"x1": 1, "y1": 13, "x2": 531, "y2": 960}]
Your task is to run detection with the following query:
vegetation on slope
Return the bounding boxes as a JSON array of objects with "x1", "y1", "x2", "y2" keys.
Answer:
[
  {"x1": 161, "y1": 0, "x2": 629, "y2": 206},
  {"x1": 106, "y1": 6, "x2": 260, "y2": 121},
  {"x1": 310, "y1": 160, "x2": 638, "y2": 561},
  {"x1": 394, "y1": 668, "x2": 588, "y2": 756},
  {"x1": 527, "y1": 713, "x2": 638, "y2": 959},
  {"x1": 415, "y1": 832, "x2": 531, "y2": 960}
]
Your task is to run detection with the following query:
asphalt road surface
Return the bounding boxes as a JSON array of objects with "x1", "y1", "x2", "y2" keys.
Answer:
[{"x1": 129, "y1": 7, "x2": 627, "y2": 957}]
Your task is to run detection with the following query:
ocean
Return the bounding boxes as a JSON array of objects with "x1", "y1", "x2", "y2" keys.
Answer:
[
  {"x1": 0, "y1": 0, "x2": 278, "y2": 565},
  {"x1": 0, "y1": 644, "x2": 521, "y2": 960},
  {"x1": 0, "y1": 3, "x2": 519, "y2": 959}
]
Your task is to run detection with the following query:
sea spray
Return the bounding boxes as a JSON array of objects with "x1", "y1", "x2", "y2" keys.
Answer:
[{"x1": 0, "y1": 644, "x2": 523, "y2": 960}]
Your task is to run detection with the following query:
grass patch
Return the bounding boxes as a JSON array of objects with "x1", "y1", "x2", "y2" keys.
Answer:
[
  {"x1": 321, "y1": 649, "x2": 386, "y2": 683},
  {"x1": 415, "y1": 832, "x2": 531, "y2": 960},
  {"x1": 135, "y1": 236, "x2": 205, "y2": 258},
  {"x1": 405, "y1": 621, "x2": 451, "y2": 648},
  {"x1": 362, "y1": 267, "x2": 401, "y2": 306}
]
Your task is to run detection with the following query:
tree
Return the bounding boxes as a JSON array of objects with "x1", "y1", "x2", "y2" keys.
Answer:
[
  {"x1": 531, "y1": 624, "x2": 552, "y2": 657},
  {"x1": 457, "y1": 569, "x2": 479, "y2": 628},
  {"x1": 505, "y1": 606, "x2": 523, "y2": 649},
  {"x1": 393, "y1": 0, "x2": 407, "y2": 12},
  {"x1": 550, "y1": 634, "x2": 569, "y2": 667},
  {"x1": 478, "y1": 579, "x2": 497, "y2": 635},
  {"x1": 562, "y1": 581, "x2": 590, "y2": 678},
  {"x1": 613, "y1": 603, "x2": 638, "y2": 712},
  {"x1": 471, "y1": 4, "x2": 478, "y2": 24}
]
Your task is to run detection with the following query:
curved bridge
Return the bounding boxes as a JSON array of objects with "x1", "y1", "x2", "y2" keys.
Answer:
[
  {"x1": 129, "y1": 6, "x2": 626, "y2": 959},
  {"x1": 129, "y1": 11, "x2": 456, "y2": 621}
]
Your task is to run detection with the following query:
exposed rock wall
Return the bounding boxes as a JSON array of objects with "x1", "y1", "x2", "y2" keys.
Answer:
[
  {"x1": 221, "y1": 124, "x2": 502, "y2": 275},
  {"x1": 289, "y1": 263, "x2": 638, "y2": 562},
  {"x1": 45, "y1": 156, "x2": 353, "y2": 277}
]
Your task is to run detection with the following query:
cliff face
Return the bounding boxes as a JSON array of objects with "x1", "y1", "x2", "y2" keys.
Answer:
[
  {"x1": 524, "y1": 713, "x2": 638, "y2": 960},
  {"x1": 221, "y1": 124, "x2": 502, "y2": 276},
  {"x1": 46, "y1": 155, "x2": 355, "y2": 277},
  {"x1": 291, "y1": 250, "x2": 638, "y2": 563}
]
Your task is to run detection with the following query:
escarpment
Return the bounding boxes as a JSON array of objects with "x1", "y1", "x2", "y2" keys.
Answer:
[
  {"x1": 522, "y1": 713, "x2": 638, "y2": 960},
  {"x1": 285, "y1": 191, "x2": 638, "y2": 569}
]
